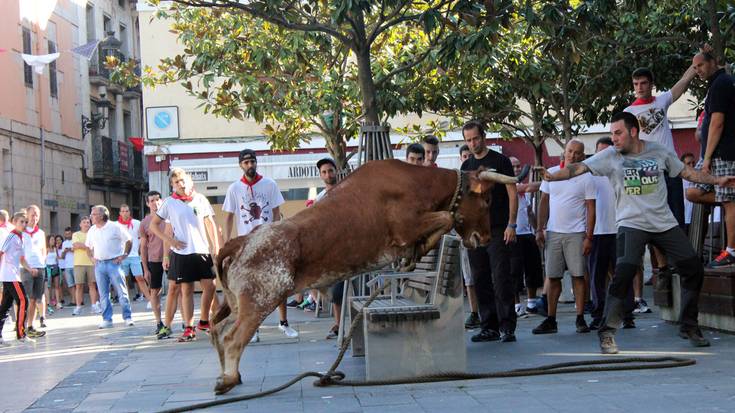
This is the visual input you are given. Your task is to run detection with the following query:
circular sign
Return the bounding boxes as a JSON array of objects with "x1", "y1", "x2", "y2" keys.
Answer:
[{"x1": 154, "y1": 111, "x2": 171, "y2": 129}]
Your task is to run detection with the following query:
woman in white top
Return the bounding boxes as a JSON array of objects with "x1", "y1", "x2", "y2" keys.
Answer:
[{"x1": 44, "y1": 235, "x2": 61, "y2": 316}]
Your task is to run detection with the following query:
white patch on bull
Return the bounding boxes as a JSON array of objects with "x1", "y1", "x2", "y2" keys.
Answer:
[{"x1": 227, "y1": 225, "x2": 296, "y2": 304}]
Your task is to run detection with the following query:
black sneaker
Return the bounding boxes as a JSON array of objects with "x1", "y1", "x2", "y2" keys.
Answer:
[
  {"x1": 708, "y1": 250, "x2": 735, "y2": 268},
  {"x1": 623, "y1": 318, "x2": 636, "y2": 329},
  {"x1": 532, "y1": 317, "x2": 558, "y2": 334},
  {"x1": 156, "y1": 325, "x2": 172, "y2": 340},
  {"x1": 471, "y1": 329, "x2": 500, "y2": 342},
  {"x1": 679, "y1": 328, "x2": 710, "y2": 347},
  {"x1": 576, "y1": 316, "x2": 590, "y2": 333},
  {"x1": 39, "y1": 317, "x2": 47, "y2": 328},
  {"x1": 464, "y1": 312, "x2": 481, "y2": 329},
  {"x1": 589, "y1": 318, "x2": 602, "y2": 331},
  {"x1": 525, "y1": 305, "x2": 539, "y2": 315},
  {"x1": 154, "y1": 322, "x2": 164, "y2": 335},
  {"x1": 500, "y1": 332, "x2": 516, "y2": 342},
  {"x1": 286, "y1": 299, "x2": 302, "y2": 308}
]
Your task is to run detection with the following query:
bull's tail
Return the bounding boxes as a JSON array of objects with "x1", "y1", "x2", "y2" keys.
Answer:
[{"x1": 212, "y1": 237, "x2": 246, "y2": 325}]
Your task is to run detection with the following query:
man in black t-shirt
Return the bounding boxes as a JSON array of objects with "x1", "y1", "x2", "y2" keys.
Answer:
[
  {"x1": 689, "y1": 52, "x2": 735, "y2": 268},
  {"x1": 460, "y1": 120, "x2": 519, "y2": 342}
]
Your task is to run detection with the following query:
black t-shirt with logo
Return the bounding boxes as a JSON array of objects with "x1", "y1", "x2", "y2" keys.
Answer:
[
  {"x1": 703, "y1": 69, "x2": 735, "y2": 160},
  {"x1": 461, "y1": 149, "x2": 514, "y2": 229}
]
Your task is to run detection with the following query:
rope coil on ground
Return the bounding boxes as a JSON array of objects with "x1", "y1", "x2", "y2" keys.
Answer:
[{"x1": 156, "y1": 284, "x2": 697, "y2": 413}]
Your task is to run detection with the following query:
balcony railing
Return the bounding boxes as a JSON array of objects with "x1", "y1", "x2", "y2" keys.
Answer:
[{"x1": 91, "y1": 135, "x2": 146, "y2": 182}]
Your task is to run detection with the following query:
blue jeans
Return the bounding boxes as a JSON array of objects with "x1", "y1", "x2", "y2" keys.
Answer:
[{"x1": 95, "y1": 259, "x2": 132, "y2": 322}]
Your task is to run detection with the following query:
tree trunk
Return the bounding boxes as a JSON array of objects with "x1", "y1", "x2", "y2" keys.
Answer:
[
  {"x1": 534, "y1": 141, "x2": 544, "y2": 167},
  {"x1": 324, "y1": 133, "x2": 348, "y2": 171},
  {"x1": 354, "y1": 44, "x2": 380, "y2": 125},
  {"x1": 706, "y1": 0, "x2": 725, "y2": 64}
]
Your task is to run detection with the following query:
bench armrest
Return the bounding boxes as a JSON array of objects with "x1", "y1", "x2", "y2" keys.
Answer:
[{"x1": 365, "y1": 271, "x2": 437, "y2": 287}]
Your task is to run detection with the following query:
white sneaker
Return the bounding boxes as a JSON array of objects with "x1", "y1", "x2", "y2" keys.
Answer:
[
  {"x1": 93, "y1": 303, "x2": 102, "y2": 314},
  {"x1": 98, "y1": 320, "x2": 113, "y2": 329},
  {"x1": 146, "y1": 301, "x2": 152, "y2": 310},
  {"x1": 72, "y1": 306, "x2": 82, "y2": 316},
  {"x1": 278, "y1": 324, "x2": 299, "y2": 338},
  {"x1": 250, "y1": 329, "x2": 260, "y2": 343},
  {"x1": 0, "y1": 338, "x2": 8, "y2": 347},
  {"x1": 17, "y1": 336, "x2": 35, "y2": 344},
  {"x1": 125, "y1": 318, "x2": 135, "y2": 326}
]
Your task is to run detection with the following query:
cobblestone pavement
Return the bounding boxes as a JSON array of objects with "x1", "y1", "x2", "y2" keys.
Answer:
[{"x1": 2, "y1": 291, "x2": 734, "y2": 413}]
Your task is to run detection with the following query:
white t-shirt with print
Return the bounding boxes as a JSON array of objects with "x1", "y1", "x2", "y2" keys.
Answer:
[
  {"x1": 117, "y1": 219, "x2": 141, "y2": 257},
  {"x1": 23, "y1": 228, "x2": 46, "y2": 268},
  {"x1": 157, "y1": 193, "x2": 214, "y2": 255},
  {"x1": 624, "y1": 91, "x2": 675, "y2": 152},
  {"x1": 222, "y1": 177, "x2": 285, "y2": 236},
  {"x1": 592, "y1": 175, "x2": 617, "y2": 235},
  {"x1": 540, "y1": 166, "x2": 596, "y2": 234},
  {"x1": 85, "y1": 221, "x2": 132, "y2": 260},
  {"x1": 1, "y1": 232, "x2": 25, "y2": 282}
]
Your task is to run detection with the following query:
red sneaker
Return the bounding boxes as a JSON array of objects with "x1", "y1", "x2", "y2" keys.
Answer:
[
  {"x1": 177, "y1": 326, "x2": 196, "y2": 342},
  {"x1": 196, "y1": 320, "x2": 210, "y2": 333}
]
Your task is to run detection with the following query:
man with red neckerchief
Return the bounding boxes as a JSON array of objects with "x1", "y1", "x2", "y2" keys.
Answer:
[
  {"x1": 150, "y1": 168, "x2": 221, "y2": 342},
  {"x1": 20, "y1": 205, "x2": 47, "y2": 338},
  {"x1": 223, "y1": 149, "x2": 298, "y2": 342},
  {"x1": 117, "y1": 204, "x2": 151, "y2": 308}
]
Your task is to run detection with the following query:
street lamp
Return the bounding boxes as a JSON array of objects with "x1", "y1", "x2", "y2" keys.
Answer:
[{"x1": 81, "y1": 97, "x2": 110, "y2": 139}]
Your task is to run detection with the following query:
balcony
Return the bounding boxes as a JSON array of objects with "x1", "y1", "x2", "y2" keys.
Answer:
[{"x1": 91, "y1": 135, "x2": 146, "y2": 185}]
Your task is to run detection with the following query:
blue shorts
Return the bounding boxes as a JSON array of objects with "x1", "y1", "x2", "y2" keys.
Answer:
[
  {"x1": 121, "y1": 256, "x2": 144, "y2": 277},
  {"x1": 62, "y1": 267, "x2": 75, "y2": 287}
]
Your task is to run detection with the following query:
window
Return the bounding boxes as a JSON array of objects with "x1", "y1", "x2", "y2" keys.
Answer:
[
  {"x1": 103, "y1": 14, "x2": 112, "y2": 34},
  {"x1": 70, "y1": 213, "x2": 80, "y2": 230},
  {"x1": 123, "y1": 111, "x2": 132, "y2": 138},
  {"x1": 22, "y1": 28, "x2": 32, "y2": 87},
  {"x1": 118, "y1": 0, "x2": 126, "y2": 8},
  {"x1": 107, "y1": 105, "x2": 117, "y2": 139},
  {"x1": 119, "y1": 24, "x2": 128, "y2": 56},
  {"x1": 86, "y1": 4, "x2": 95, "y2": 43},
  {"x1": 48, "y1": 40, "x2": 58, "y2": 98},
  {"x1": 50, "y1": 211, "x2": 58, "y2": 235}
]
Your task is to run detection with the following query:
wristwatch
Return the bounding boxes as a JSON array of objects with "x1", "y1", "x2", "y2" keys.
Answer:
[{"x1": 507, "y1": 223, "x2": 517, "y2": 229}]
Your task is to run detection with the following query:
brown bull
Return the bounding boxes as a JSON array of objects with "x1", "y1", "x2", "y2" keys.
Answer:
[{"x1": 210, "y1": 159, "x2": 516, "y2": 394}]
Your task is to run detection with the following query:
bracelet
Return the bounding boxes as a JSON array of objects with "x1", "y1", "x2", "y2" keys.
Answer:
[{"x1": 507, "y1": 224, "x2": 517, "y2": 229}]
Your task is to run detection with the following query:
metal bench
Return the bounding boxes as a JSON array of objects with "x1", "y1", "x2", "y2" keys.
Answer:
[{"x1": 347, "y1": 235, "x2": 466, "y2": 380}]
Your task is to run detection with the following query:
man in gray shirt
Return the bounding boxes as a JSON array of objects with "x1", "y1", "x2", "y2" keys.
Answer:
[{"x1": 540, "y1": 112, "x2": 735, "y2": 354}]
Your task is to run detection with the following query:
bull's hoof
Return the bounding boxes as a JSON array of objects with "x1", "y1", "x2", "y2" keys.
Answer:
[{"x1": 214, "y1": 374, "x2": 241, "y2": 395}]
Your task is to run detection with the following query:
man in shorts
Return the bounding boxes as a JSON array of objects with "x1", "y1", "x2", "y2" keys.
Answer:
[
  {"x1": 534, "y1": 140, "x2": 595, "y2": 334},
  {"x1": 140, "y1": 191, "x2": 169, "y2": 334},
  {"x1": 150, "y1": 168, "x2": 220, "y2": 342},
  {"x1": 118, "y1": 204, "x2": 151, "y2": 308},
  {"x1": 541, "y1": 111, "x2": 735, "y2": 353},
  {"x1": 72, "y1": 217, "x2": 100, "y2": 315},
  {"x1": 687, "y1": 52, "x2": 735, "y2": 268},
  {"x1": 223, "y1": 149, "x2": 298, "y2": 342},
  {"x1": 21, "y1": 205, "x2": 47, "y2": 337}
]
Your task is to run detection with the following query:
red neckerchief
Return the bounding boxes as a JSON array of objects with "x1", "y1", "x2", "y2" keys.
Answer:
[
  {"x1": 560, "y1": 160, "x2": 565, "y2": 168},
  {"x1": 117, "y1": 216, "x2": 133, "y2": 229},
  {"x1": 25, "y1": 226, "x2": 39, "y2": 236},
  {"x1": 241, "y1": 174, "x2": 263, "y2": 197},
  {"x1": 630, "y1": 96, "x2": 655, "y2": 106},
  {"x1": 172, "y1": 190, "x2": 195, "y2": 202},
  {"x1": 0, "y1": 222, "x2": 7, "y2": 228},
  {"x1": 11, "y1": 229, "x2": 22, "y2": 237}
]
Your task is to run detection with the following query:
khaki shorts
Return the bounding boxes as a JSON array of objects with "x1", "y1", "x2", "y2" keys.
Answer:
[
  {"x1": 544, "y1": 231, "x2": 587, "y2": 278},
  {"x1": 74, "y1": 265, "x2": 95, "y2": 284}
]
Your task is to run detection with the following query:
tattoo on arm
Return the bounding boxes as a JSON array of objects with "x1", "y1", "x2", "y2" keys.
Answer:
[
  {"x1": 565, "y1": 163, "x2": 589, "y2": 178},
  {"x1": 680, "y1": 166, "x2": 718, "y2": 185}
]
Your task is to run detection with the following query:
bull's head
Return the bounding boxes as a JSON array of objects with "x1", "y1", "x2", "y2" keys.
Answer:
[{"x1": 453, "y1": 170, "x2": 517, "y2": 248}]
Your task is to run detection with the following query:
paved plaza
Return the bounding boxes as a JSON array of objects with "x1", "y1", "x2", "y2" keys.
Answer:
[{"x1": 2, "y1": 290, "x2": 734, "y2": 413}]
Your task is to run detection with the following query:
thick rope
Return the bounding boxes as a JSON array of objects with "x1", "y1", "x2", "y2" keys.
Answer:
[{"x1": 156, "y1": 282, "x2": 696, "y2": 413}]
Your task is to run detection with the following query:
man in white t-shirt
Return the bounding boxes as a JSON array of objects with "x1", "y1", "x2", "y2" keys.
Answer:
[
  {"x1": 509, "y1": 157, "x2": 543, "y2": 318},
  {"x1": 223, "y1": 149, "x2": 297, "y2": 341},
  {"x1": 624, "y1": 66, "x2": 697, "y2": 314},
  {"x1": 534, "y1": 140, "x2": 596, "y2": 335},
  {"x1": 117, "y1": 204, "x2": 151, "y2": 308},
  {"x1": 86, "y1": 205, "x2": 134, "y2": 328},
  {"x1": 21, "y1": 205, "x2": 47, "y2": 336},
  {"x1": 59, "y1": 227, "x2": 76, "y2": 306},
  {"x1": 150, "y1": 168, "x2": 221, "y2": 342}
]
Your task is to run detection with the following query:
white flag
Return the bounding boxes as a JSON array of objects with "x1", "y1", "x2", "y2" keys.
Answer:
[{"x1": 21, "y1": 53, "x2": 60, "y2": 75}]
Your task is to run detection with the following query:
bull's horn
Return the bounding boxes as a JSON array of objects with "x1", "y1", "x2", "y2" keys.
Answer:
[{"x1": 478, "y1": 171, "x2": 517, "y2": 184}]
